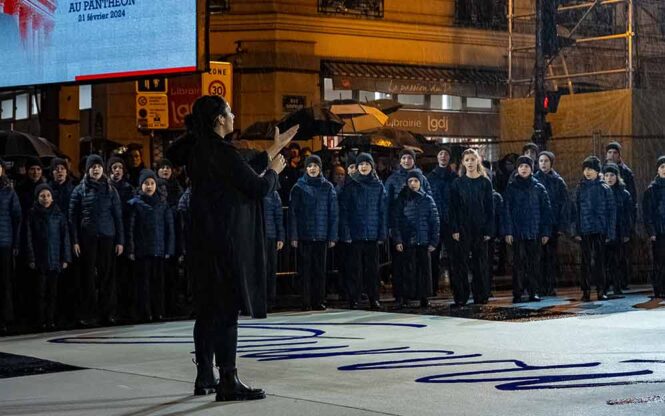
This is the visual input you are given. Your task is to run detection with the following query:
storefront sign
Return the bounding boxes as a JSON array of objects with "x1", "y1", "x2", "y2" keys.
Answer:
[
  {"x1": 332, "y1": 77, "x2": 505, "y2": 99},
  {"x1": 386, "y1": 110, "x2": 499, "y2": 137},
  {"x1": 283, "y1": 95, "x2": 306, "y2": 113}
]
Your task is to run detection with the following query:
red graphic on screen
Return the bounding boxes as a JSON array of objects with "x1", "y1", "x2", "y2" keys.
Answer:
[{"x1": 1, "y1": 0, "x2": 57, "y2": 50}]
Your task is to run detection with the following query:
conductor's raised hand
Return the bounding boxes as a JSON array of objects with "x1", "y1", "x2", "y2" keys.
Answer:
[
  {"x1": 270, "y1": 154, "x2": 287, "y2": 174},
  {"x1": 268, "y1": 125, "x2": 300, "y2": 160}
]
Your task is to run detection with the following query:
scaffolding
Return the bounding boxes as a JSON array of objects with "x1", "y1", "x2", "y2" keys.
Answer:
[{"x1": 507, "y1": 0, "x2": 665, "y2": 98}]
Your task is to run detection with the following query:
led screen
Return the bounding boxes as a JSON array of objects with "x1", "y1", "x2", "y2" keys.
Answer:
[{"x1": 0, "y1": 0, "x2": 203, "y2": 89}]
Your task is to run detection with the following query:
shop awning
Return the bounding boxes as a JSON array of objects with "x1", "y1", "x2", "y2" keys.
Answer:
[{"x1": 323, "y1": 61, "x2": 507, "y2": 98}]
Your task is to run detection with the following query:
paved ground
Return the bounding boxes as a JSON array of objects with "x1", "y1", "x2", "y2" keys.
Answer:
[{"x1": 2, "y1": 286, "x2": 665, "y2": 416}]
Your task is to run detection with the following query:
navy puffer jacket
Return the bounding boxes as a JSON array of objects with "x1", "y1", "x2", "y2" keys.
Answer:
[
  {"x1": 385, "y1": 167, "x2": 431, "y2": 228},
  {"x1": 573, "y1": 177, "x2": 616, "y2": 240},
  {"x1": 263, "y1": 190, "x2": 285, "y2": 241},
  {"x1": 69, "y1": 176, "x2": 124, "y2": 245},
  {"x1": 25, "y1": 203, "x2": 71, "y2": 272},
  {"x1": 643, "y1": 177, "x2": 665, "y2": 237},
  {"x1": 339, "y1": 172, "x2": 388, "y2": 242},
  {"x1": 289, "y1": 174, "x2": 338, "y2": 242},
  {"x1": 610, "y1": 183, "x2": 634, "y2": 240},
  {"x1": 501, "y1": 176, "x2": 552, "y2": 240},
  {"x1": 127, "y1": 193, "x2": 175, "y2": 258},
  {"x1": 427, "y1": 166, "x2": 457, "y2": 225},
  {"x1": 393, "y1": 187, "x2": 439, "y2": 247},
  {"x1": 0, "y1": 181, "x2": 22, "y2": 249},
  {"x1": 534, "y1": 169, "x2": 570, "y2": 232},
  {"x1": 48, "y1": 179, "x2": 75, "y2": 216}
]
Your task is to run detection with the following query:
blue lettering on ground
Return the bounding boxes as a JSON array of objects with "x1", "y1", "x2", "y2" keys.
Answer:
[{"x1": 48, "y1": 322, "x2": 665, "y2": 391}]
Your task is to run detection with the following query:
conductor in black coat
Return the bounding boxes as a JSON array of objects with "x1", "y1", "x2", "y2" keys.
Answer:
[{"x1": 167, "y1": 95, "x2": 298, "y2": 401}]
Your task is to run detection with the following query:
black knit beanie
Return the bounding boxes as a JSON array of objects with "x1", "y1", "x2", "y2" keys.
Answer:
[
  {"x1": 657, "y1": 156, "x2": 665, "y2": 169},
  {"x1": 538, "y1": 151, "x2": 555, "y2": 164},
  {"x1": 516, "y1": 155, "x2": 534, "y2": 171},
  {"x1": 85, "y1": 154, "x2": 104, "y2": 172},
  {"x1": 305, "y1": 155, "x2": 322, "y2": 169},
  {"x1": 157, "y1": 158, "x2": 174, "y2": 169},
  {"x1": 34, "y1": 183, "x2": 53, "y2": 199},
  {"x1": 138, "y1": 169, "x2": 158, "y2": 186},
  {"x1": 399, "y1": 148, "x2": 416, "y2": 160},
  {"x1": 522, "y1": 142, "x2": 539, "y2": 154},
  {"x1": 107, "y1": 156, "x2": 126, "y2": 171},
  {"x1": 606, "y1": 141, "x2": 622, "y2": 153},
  {"x1": 50, "y1": 157, "x2": 67, "y2": 171},
  {"x1": 582, "y1": 156, "x2": 602, "y2": 173},
  {"x1": 355, "y1": 153, "x2": 375, "y2": 169},
  {"x1": 602, "y1": 163, "x2": 620, "y2": 176}
]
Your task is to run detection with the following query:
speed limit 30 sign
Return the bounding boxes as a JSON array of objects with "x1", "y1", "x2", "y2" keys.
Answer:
[{"x1": 202, "y1": 62, "x2": 232, "y2": 106}]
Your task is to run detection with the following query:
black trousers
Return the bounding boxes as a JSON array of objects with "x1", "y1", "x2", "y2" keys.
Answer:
[
  {"x1": 37, "y1": 270, "x2": 59, "y2": 325},
  {"x1": 348, "y1": 241, "x2": 380, "y2": 303},
  {"x1": 191, "y1": 250, "x2": 240, "y2": 375},
  {"x1": 605, "y1": 240, "x2": 625, "y2": 293},
  {"x1": 540, "y1": 234, "x2": 559, "y2": 295},
  {"x1": 621, "y1": 239, "x2": 633, "y2": 288},
  {"x1": 0, "y1": 247, "x2": 13, "y2": 324},
  {"x1": 57, "y1": 259, "x2": 79, "y2": 324},
  {"x1": 431, "y1": 223, "x2": 453, "y2": 295},
  {"x1": 135, "y1": 257, "x2": 165, "y2": 320},
  {"x1": 513, "y1": 240, "x2": 541, "y2": 298},
  {"x1": 163, "y1": 256, "x2": 182, "y2": 316},
  {"x1": 652, "y1": 235, "x2": 665, "y2": 296},
  {"x1": 113, "y1": 255, "x2": 134, "y2": 320},
  {"x1": 266, "y1": 238, "x2": 278, "y2": 308},
  {"x1": 298, "y1": 241, "x2": 327, "y2": 308},
  {"x1": 402, "y1": 245, "x2": 432, "y2": 300},
  {"x1": 79, "y1": 234, "x2": 115, "y2": 320},
  {"x1": 450, "y1": 233, "x2": 489, "y2": 305},
  {"x1": 487, "y1": 239, "x2": 496, "y2": 292},
  {"x1": 390, "y1": 239, "x2": 404, "y2": 300},
  {"x1": 580, "y1": 234, "x2": 606, "y2": 293}
]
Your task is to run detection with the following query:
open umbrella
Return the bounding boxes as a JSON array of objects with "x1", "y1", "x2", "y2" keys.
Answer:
[
  {"x1": 365, "y1": 99, "x2": 403, "y2": 115},
  {"x1": 277, "y1": 106, "x2": 344, "y2": 140},
  {"x1": 240, "y1": 121, "x2": 278, "y2": 141},
  {"x1": 367, "y1": 127, "x2": 424, "y2": 151},
  {"x1": 0, "y1": 130, "x2": 61, "y2": 159},
  {"x1": 328, "y1": 100, "x2": 389, "y2": 134}
]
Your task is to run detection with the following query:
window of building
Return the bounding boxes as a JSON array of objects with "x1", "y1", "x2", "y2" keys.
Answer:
[
  {"x1": 209, "y1": 0, "x2": 230, "y2": 14},
  {"x1": 466, "y1": 97, "x2": 493, "y2": 109},
  {"x1": 79, "y1": 85, "x2": 92, "y2": 110},
  {"x1": 31, "y1": 93, "x2": 40, "y2": 116},
  {"x1": 397, "y1": 94, "x2": 425, "y2": 107},
  {"x1": 1, "y1": 99, "x2": 13, "y2": 120},
  {"x1": 431, "y1": 95, "x2": 463, "y2": 111},
  {"x1": 14, "y1": 93, "x2": 29, "y2": 120},
  {"x1": 323, "y1": 78, "x2": 353, "y2": 101},
  {"x1": 455, "y1": 0, "x2": 507, "y2": 30},
  {"x1": 318, "y1": 0, "x2": 384, "y2": 18}
]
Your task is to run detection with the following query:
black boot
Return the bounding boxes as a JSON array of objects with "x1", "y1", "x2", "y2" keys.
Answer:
[
  {"x1": 194, "y1": 361, "x2": 217, "y2": 395},
  {"x1": 580, "y1": 291, "x2": 591, "y2": 302},
  {"x1": 369, "y1": 300, "x2": 381, "y2": 310},
  {"x1": 215, "y1": 369, "x2": 266, "y2": 401},
  {"x1": 597, "y1": 291, "x2": 608, "y2": 301}
]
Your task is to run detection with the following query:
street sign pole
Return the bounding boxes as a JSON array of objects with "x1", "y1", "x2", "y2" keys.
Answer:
[{"x1": 533, "y1": 0, "x2": 547, "y2": 150}]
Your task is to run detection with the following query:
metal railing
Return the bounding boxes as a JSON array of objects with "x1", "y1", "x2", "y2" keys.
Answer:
[{"x1": 318, "y1": 0, "x2": 384, "y2": 18}]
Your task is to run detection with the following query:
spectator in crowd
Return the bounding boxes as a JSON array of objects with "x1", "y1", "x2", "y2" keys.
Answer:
[
  {"x1": 602, "y1": 163, "x2": 634, "y2": 295},
  {"x1": 643, "y1": 156, "x2": 665, "y2": 299},
  {"x1": 573, "y1": 156, "x2": 616, "y2": 302},
  {"x1": 501, "y1": 156, "x2": 552, "y2": 303},
  {"x1": 127, "y1": 169, "x2": 175, "y2": 322},
  {"x1": 393, "y1": 171, "x2": 439, "y2": 308},
  {"x1": 26, "y1": 183, "x2": 71, "y2": 329},
  {"x1": 340, "y1": 153, "x2": 388, "y2": 310},
  {"x1": 0, "y1": 158, "x2": 21, "y2": 334},
  {"x1": 449, "y1": 148, "x2": 494, "y2": 307},
  {"x1": 534, "y1": 151, "x2": 569, "y2": 296},
  {"x1": 126, "y1": 146, "x2": 146, "y2": 187},
  {"x1": 289, "y1": 155, "x2": 338, "y2": 311},
  {"x1": 69, "y1": 155, "x2": 124, "y2": 326},
  {"x1": 263, "y1": 189, "x2": 285, "y2": 312}
]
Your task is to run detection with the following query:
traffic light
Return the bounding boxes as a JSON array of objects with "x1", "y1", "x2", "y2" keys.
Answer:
[{"x1": 538, "y1": 91, "x2": 561, "y2": 113}]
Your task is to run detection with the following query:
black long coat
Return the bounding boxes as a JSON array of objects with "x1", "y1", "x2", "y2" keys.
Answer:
[{"x1": 178, "y1": 133, "x2": 277, "y2": 319}]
